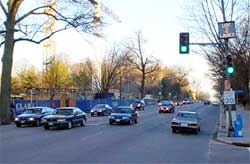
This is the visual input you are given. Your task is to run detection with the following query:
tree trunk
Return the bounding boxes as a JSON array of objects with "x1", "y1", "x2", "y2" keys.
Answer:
[
  {"x1": 0, "y1": 20, "x2": 15, "y2": 125},
  {"x1": 140, "y1": 70, "x2": 145, "y2": 99}
]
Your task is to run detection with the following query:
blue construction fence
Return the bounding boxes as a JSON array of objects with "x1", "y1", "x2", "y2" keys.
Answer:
[{"x1": 13, "y1": 98, "x2": 157, "y2": 113}]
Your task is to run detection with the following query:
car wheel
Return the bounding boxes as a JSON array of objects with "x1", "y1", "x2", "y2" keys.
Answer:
[
  {"x1": 80, "y1": 119, "x2": 86, "y2": 126},
  {"x1": 16, "y1": 123, "x2": 21, "y2": 128},
  {"x1": 109, "y1": 121, "x2": 113, "y2": 125},
  {"x1": 172, "y1": 129, "x2": 176, "y2": 133},
  {"x1": 44, "y1": 125, "x2": 49, "y2": 130},
  {"x1": 159, "y1": 111, "x2": 161, "y2": 113},
  {"x1": 194, "y1": 129, "x2": 199, "y2": 134},
  {"x1": 134, "y1": 119, "x2": 138, "y2": 124},
  {"x1": 67, "y1": 121, "x2": 72, "y2": 129}
]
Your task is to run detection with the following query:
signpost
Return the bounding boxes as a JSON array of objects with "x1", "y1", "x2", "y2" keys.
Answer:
[{"x1": 223, "y1": 91, "x2": 236, "y2": 105}]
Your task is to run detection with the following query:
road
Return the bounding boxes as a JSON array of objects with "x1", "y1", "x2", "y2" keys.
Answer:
[{"x1": 0, "y1": 103, "x2": 249, "y2": 164}]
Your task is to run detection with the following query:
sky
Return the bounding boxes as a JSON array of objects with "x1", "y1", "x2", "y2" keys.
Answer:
[{"x1": 0, "y1": 0, "x2": 216, "y2": 99}]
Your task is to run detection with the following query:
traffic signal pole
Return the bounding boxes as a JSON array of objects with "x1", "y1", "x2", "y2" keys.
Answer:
[{"x1": 221, "y1": 0, "x2": 234, "y2": 137}]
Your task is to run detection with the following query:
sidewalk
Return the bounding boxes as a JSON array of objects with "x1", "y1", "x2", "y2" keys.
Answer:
[{"x1": 217, "y1": 105, "x2": 250, "y2": 147}]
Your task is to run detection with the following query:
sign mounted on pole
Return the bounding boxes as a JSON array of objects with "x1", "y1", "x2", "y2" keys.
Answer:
[
  {"x1": 223, "y1": 91, "x2": 236, "y2": 105},
  {"x1": 218, "y1": 21, "x2": 236, "y2": 39}
]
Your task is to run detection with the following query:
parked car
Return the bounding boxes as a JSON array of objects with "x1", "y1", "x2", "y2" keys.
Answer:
[
  {"x1": 42, "y1": 107, "x2": 86, "y2": 130},
  {"x1": 171, "y1": 111, "x2": 201, "y2": 134},
  {"x1": 109, "y1": 106, "x2": 138, "y2": 125},
  {"x1": 158, "y1": 101, "x2": 175, "y2": 113},
  {"x1": 90, "y1": 104, "x2": 113, "y2": 116},
  {"x1": 131, "y1": 100, "x2": 145, "y2": 110},
  {"x1": 14, "y1": 107, "x2": 55, "y2": 127}
]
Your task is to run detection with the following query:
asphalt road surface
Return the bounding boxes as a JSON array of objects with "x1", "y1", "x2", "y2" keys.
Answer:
[{"x1": 1, "y1": 103, "x2": 249, "y2": 164}]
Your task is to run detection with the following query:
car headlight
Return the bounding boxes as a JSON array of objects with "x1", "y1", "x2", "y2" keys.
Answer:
[
  {"x1": 98, "y1": 110, "x2": 102, "y2": 112},
  {"x1": 29, "y1": 118, "x2": 35, "y2": 121},
  {"x1": 14, "y1": 118, "x2": 19, "y2": 121},
  {"x1": 90, "y1": 110, "x2": 94, "y2": 113},
  {"x1": 137, "y1": 104, "x2": 141, "y2": 107}
]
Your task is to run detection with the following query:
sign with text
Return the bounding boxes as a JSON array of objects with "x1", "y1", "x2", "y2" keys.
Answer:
[
  {"x1": 218, "y1": 21, "x2": 236, "y2": 39},
  {"x1": 223, "y1": 91, "x2": 236, "y2": 105}
]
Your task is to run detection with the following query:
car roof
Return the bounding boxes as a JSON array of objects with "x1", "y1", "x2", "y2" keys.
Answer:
[
  {"x1": 56, "y1": 107, "x2": 77, "y2": 110},
  {"x1": 115, "y1": 106, "x2": 132, "y2": 109}
]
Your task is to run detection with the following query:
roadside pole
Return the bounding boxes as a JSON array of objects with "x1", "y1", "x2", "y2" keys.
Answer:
[{"x1": 221, "y1": 0, "x2": 234, "y2": 137}]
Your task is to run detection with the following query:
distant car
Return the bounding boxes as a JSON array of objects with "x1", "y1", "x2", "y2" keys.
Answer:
[
  {"x1": 171, "y1": 111, "x2": 201, "y2": 134},
  {"x1": 183, "y1": 98, "x2": 190, "y2": 105},
  {"x1": 109, "y1": 106, "x2": 138, "y2": 125},
  {"x1": 212, "y1": 101, "x2": 220, "y2": 106},
  {"x1": 90, "y1": 104, "x2": 113, "y2": 116},
  {"x1": 42, "y1": 107, "x2": 86, "y2": 130},
  {"x1": 204, "y1": 100, "x2": 210, "y2": 105},
  {"x1": 131, "y1": 100, "x2": 145, "y2": 110},
  {"x1": 158, "y1": 101, "x2": 175, "y2": 113},
  {"x1": 14, "y1": 107, "x2": 55, "y2": 127}
]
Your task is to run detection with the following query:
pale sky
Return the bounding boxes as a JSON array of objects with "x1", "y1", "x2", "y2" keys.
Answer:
[{"x1": 0, "y1": 0, "x2": 216, "y2": 98}]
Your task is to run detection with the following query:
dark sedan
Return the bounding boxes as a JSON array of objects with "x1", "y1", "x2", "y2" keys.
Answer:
[
  {"x1": 42, "y1": 107, "x2": 86, "y2": 130},
  {"x1": 131, "y1": 100, "x2": 145, "y2": 110},
  {"x1": 14, "y1": 107, "x2": 55, "y2": 127},
  {"x1": 158, "y1": 101, "x2": 175, "y2": 113},
  {"x1": 90, "y1": 104, "x2": 113, "y2": 116},
  {"x1": 109, "y1": 106, "x2": 138, "y2": 125}
]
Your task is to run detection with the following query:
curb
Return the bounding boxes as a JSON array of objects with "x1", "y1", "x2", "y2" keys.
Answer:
[{"x1": 215, "y1": 105, "x2": 250, "y2": 147}]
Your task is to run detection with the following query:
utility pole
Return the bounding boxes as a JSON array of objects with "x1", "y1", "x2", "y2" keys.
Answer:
[{"x1": 221, "y1": 0, "x2": 234, "y2": 137}]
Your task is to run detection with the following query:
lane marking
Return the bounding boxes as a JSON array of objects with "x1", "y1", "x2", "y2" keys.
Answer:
[
  {"x1": 247, "y1": 147, "x2": 250, "y2": 153},
  {"x1": 86, "y1": 122, "x2": 107, "y2": 126},
  {"x1": 81, "y1": 131, "x2": 103, "y2": 141}
]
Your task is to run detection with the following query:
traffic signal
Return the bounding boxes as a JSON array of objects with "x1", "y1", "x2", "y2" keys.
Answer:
[
  {"x1": 179, "y1": 32, "x2": 189, "y2": 54},
  {"x1": 226, "y1": 55, "x2": 234, "y2": 75}
]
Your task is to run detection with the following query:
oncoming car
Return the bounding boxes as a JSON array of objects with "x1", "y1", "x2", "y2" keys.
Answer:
[
  {"x1": 90, "y1": 104, "x2": 113, "y2": 116},
  {"x1": 109, "y1": 106, "x2": 138, "y2": 125},
  {"x1": 171, "y1": 111, "x2": 201, "y2": 134},
  {"x1": 131, "y1": 100, "x2": 145, "y2": 110},
  {"x1": 158, "y1": 101, "x2": 175, "y2": 113},
  {"x1": 14, "y1": 107, "x2": 55, "y2": 127},
  {"x1": 42, "y1": 107, "x2": 86, "y2": 130}
]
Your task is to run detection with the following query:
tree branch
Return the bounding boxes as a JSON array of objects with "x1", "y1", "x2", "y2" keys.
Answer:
[{"x1": 0, "y1": 0, "x2": 7, "y2": 16}]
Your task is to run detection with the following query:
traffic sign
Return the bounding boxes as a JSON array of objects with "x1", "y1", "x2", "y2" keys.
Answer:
[{"x1": 223, "y1": 91, "x2": 235, "y2": 104}]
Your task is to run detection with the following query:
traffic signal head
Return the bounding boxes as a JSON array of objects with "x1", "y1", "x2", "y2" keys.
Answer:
[
  {"x1": 179, "y1": 32, "x2": 189, "y2": 54},
  {"x1": 226, "y1": 55, "x2": 234, "y2": 75}
]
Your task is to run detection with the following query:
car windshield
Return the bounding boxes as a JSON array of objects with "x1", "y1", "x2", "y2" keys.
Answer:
[
  {"x1": 23, "y1": 108, "x2": 42, "y2": 114},
  {"x1": 114, "y1": 108, "x2": 132, "y2": 113},
  {"x1": 55, "y1": 109, "x2": 73, "y2": 115},
  {"x1": 94, "y1": 104, "x2": 106, "y2": 108},
  {"x1": 177, "y1": 112, "x2": 197, "y2": 119}
]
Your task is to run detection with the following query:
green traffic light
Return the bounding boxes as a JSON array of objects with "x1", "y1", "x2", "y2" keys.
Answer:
[
  {"x1": 227, "y1": 66, "x2": 234, "y2": 74},
  {"x1": 180, "y1": 45, "x2": 188, "y2": 53}
]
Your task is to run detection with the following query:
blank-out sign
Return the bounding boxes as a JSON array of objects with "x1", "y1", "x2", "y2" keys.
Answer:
[{"x1": 223, "y1": 91, "x2": 235, "y2": 104}]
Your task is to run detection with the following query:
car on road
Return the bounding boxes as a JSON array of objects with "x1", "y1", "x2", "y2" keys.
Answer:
[
  {"x1": 14, "y1": 107, "x2": 55, "y2": 127},
  {"x1": 158, "y1": 101, "x2": 175, "y2": 113},
  {"x1": 174, "y1": 101, "x2": 183, "y2": 106},
  {"x1": 203, "y1": 100, "x2": 211, "y2": 105},
  {"x1": 171, "y1": 111, "x2": 201, "y2": 134},
  {"x1": 90, "y1": 104, "x2": 113, "y2": 116},
  {"x1": 182, "y1": 98, "x2": 191, "y2": 105},
  {"x1": 109, "y1": 106, "x2": 138, "y2": 125},
  {"x1": 42, "y1": 107, "x2": 86, "y2": 130},
  {"x1": 131, "y1": 100, "x2": 145, "y2": 110}
]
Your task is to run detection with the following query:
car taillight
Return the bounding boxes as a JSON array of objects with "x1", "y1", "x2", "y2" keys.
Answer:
[
  {"x1": 171, "y1": 121, "x2": 179, "y2": 125},
  {"x1": 188, "y1": 123, "x2": 198, "y2": 126}
]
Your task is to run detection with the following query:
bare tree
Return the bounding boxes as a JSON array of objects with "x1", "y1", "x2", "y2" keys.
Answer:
[
  {"x1": 0, "y1": 0, "x2": 96, "y2": 124},
  {"x1": 124, "y1": 30, "x2": 160, "y2": 98},
  {"x1": 185, "y1": 0, "x2": 250, "y2": 105}
]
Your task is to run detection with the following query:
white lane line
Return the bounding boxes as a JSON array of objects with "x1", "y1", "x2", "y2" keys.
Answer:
[
  {"x1": 86, "y1": 122, "x2": 107, "y2": 126},
  {"x1": 247, "y1": 147, "x2": 250, "y2": 153}
]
